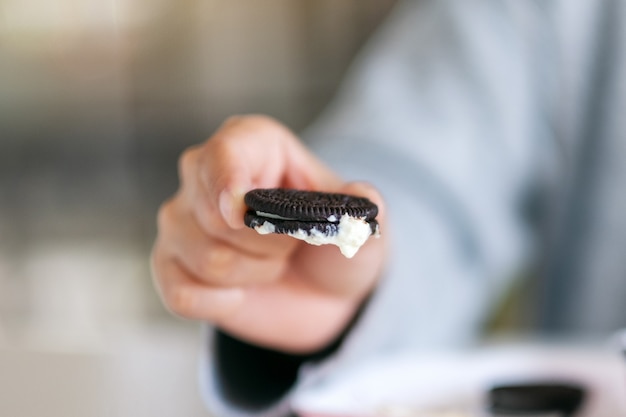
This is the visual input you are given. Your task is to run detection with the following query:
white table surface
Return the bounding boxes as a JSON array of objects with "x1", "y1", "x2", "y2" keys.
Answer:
[
  {"x1": 0, "y1": 326, "x2": 210, "y2": 417},
  {"x1": 293, "y1": 343, "x2": 626, "y2": 417}
]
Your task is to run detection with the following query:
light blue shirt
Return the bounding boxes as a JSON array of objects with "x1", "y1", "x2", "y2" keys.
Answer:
[{"x1": 201, "y1": 1, "x2": 626, "y2": 415}]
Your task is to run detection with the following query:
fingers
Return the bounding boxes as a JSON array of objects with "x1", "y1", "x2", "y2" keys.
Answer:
[
  {"x1": 152, "y1": 114, "x2": 389, "y2": 345},
  {"x1": 217, "y1": 274, "x2": 360, "y2": 353},
  {"x1": 175, "y1": 177, "x2": 296, "y2": 257},
  {"x1": 153, "y1": 194, "x2": 289, "y2": 321},
  {"x1": 198, "y1": 115, "x2": 342, "y2": 229},
  {"x1": 156, "y1": 196, "x2": 290, "y2": 288},
  {"x1": 176, "y1": 115, "x2": 343, "y2": 254},
  {"x1": 151, "y1": 247, "x2": 245, "y2": 321},
  {"x1": 153, "y1": 115, "x2": 334, "y2": 324}
]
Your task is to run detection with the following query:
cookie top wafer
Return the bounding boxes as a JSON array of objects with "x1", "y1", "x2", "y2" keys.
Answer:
[
  {"x1": 243, "y1": 188, "x2": 380, "y2": 258},
  {"x1": 244, "y1": 188, "x2": 378, "y2": 221}
]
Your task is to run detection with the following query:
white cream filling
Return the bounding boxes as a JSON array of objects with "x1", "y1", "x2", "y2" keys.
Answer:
[
  {"x1": 252, "y1": 214, "x2": 377, "y2": 258},
  {"x1": 256, "y1": 211, "x2": 339, "y2": 223},
  {"x1": 254, "y1": 220, "x2": 276, "y2": 234},
  {"x1": 255, "y1": 211, "x2": 297, "y2": 221}
]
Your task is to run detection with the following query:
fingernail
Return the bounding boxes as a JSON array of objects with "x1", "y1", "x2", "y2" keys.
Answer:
[{"x1": 219, "y1": 190, "x2": 234, "y2": 227}]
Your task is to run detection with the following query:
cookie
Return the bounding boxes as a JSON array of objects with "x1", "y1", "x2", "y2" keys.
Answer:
[
  {"x1": 488, "y1": 383, "x2": 585, "y2": 415},
  {"x1": 243, "y1": 188, "x2": 379, "y2": 258}
]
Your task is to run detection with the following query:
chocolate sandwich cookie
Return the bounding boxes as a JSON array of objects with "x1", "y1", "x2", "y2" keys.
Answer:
[{"x1": 243, "y1": 188, "x2": 379, "y2": 258}]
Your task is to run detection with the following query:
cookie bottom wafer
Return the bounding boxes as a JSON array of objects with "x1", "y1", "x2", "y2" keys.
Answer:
[{"x1": 246, "y1": 212, "x2": 379, "y2": 258}]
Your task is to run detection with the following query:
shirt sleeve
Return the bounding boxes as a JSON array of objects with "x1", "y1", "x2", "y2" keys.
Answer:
[{"x1": 200, "y1": 0, "x2": 551, "y2": 415}]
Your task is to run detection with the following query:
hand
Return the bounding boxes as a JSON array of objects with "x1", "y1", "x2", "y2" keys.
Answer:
[{"x1": 151, "y1": 115, "x2": 387, "y2": 353}]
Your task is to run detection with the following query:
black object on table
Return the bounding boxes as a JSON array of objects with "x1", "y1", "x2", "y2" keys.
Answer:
[{"x1": 488, "y1": 382, "x2": 586, "y2": 416}]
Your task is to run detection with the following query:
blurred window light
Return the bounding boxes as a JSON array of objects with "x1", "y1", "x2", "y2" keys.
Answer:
[
  {"x1": 0, "y1": 0, "x2": 168, "y2": 42},
  {"x1": 0, "y1": 0, "x2": 170, "y2": 76},
  {"x1": 1, "y1": 0, "x2": 124, "y2": 32}
]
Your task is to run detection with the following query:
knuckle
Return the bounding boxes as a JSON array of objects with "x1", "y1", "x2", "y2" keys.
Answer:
[
  {"x1": 254, "y1": 257, "x2": 286, "y2": 285},
  {"x1": 243, "y1": 114, "x2": 280, "y2": 127},
  {"x1": 212, "y1": 135, "x2": 238, "y2": 160},
  {"x1": 220, "y1": 114, "x2": 284, "y2": 138},
  {"x1": 156, "y1": 197, "x2": 176, "y2": 232},
  {"x1": 177, "y1": 146, "x2": 200, "y2": 183},
  {"x1": 221, "y1": 114, "x2": 276, "y2": 128},
  {"x1": 203, "y1": 246, "x2": 236, "y2": 282},
  {"x1": 165, "y1": 286, "x2": 196, "y2": 317},
  {"x1": 221, "y1": 115, "x2": 245, "y2": 128},
  {"x1": 204, "y1": 132, "x2": 238, "y2": 168}
]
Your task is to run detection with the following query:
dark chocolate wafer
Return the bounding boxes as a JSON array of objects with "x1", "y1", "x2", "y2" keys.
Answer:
[
  {"x1": 243, "y1": 188, "x2": 380, "y2": 258},
  {"x1": 244, "y1": 188, "x2": 378, "y2": 222}
]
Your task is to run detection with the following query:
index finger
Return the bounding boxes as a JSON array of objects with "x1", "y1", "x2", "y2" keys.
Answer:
[{"x1": 199, "y1": 115, "x2": 342, "y2": 229}]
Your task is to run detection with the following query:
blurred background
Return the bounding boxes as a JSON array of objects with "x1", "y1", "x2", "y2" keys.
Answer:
[{"x1": 0, "y1": 1, "x2": 396, "y2": 415}]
